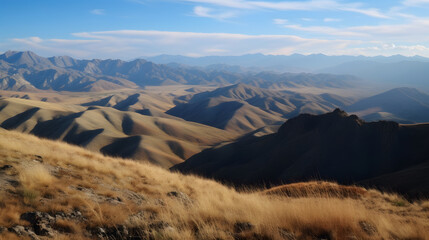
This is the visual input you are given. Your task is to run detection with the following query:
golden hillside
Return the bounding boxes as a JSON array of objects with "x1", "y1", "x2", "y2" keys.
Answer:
[{"x1": 0, "y1": 128, "x2": 428, "y2": 240}]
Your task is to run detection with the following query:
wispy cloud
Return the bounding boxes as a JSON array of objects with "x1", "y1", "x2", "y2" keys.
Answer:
[
  {"x1": 193, "y1": 6, "x2": 237, "y2": 19},
  {"x1": 324, "y1": 18, "x2": 341, "y2": 22},
  {"x1": 281, "y1": 17, "x2": 429, "y2": 42},
  {"x1": 7, "y1": 30, "x2": 429, "y2": 59},
  {"x1": 179, "y1": 0, "x2": 389, "y2": 18},
  {"x1": 284, "y1": 24, "x2": 365, "y2": 37},
  {"x1": 273, "y1": 18, "x2": 288, "y2": 25},
  {"x1": 90, "y1": 9, "x2": 105, "y2": 15},
  {"x1": 402, "y1": 0, "x2": 429, "y2": 6}
]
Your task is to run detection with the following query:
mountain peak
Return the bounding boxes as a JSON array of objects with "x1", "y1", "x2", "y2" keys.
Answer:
[
  {"x1": 0, "y1": 50, "x2": 52, "y2": 68},
  {"x1": 278, "y1": 109, "x2": 362, "y2": 136}
]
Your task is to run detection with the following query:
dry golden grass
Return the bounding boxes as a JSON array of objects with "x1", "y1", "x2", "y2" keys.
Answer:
[
  {"x1": 18, "y1": 164, "x2": 54, "y2": 189},
  {"x1": 0, "y1": 128, "x2": 428, "y2": 239}
]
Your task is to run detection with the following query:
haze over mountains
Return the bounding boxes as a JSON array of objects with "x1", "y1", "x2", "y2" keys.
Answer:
[
  {"x1": 346, "y1": 87, "x2": 429, "y2": 123},
  {"x1": 0, "y1": 51, "x2": 364, "y2": 92},
  {"x1": 147, "y1": 53, "x2": 429, "y2": 71}
]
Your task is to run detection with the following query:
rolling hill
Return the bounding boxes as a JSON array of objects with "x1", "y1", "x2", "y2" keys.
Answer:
[
  {"x1": 172, "y1": 109, "x2": 429, "y2": 198},
  {"x1": 0, "y1": 98, "x2": 236, "y2": 168},
  {"x1": 168, "y1": 84, "x2": 352, "y2": 133}
]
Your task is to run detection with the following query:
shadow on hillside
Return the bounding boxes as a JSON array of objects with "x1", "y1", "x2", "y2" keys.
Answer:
[
  {"x1": 100, "y1": 135, "x2": 142, "y2": 159},
  {"x1": 1, "y1": 107, "x2": 40, "y2": 129}
]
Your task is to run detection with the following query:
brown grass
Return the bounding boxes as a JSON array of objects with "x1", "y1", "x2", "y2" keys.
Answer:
[{"x1": 0, "y1": 128, "x2": 428, "y2": 239}]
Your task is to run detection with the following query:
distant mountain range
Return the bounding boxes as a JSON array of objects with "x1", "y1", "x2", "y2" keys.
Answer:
[
  {"x1": 173, "y1": 109, "x2": 429, "y2": 197},
  {"x1": 321, "y1": 60, "x2": 429, "y2": 88},
  {"x1": 146, "y1": 53, "x2": 429, "y2": 73},
  {"x1": 0, "y1": 51, "x2": 361, "y2": 92},
  {"x1": 147, "y1": 53, "x2": 429, "y2": 90},
  {"x1": 0, "y1": 51, "x2": 242, "y2": 91}
]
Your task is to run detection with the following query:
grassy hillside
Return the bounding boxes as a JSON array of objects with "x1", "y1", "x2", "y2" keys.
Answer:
[{"x1": 0, "y1": 128, "x2": 428, "y2": 239}]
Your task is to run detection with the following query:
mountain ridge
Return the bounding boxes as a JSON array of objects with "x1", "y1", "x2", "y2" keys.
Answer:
[{"x1": 172, "y1": 109, "x2": 429, "y2": 197}]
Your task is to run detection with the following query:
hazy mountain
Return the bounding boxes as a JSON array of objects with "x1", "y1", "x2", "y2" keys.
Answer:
[
  {"x1": 0, "y1": 50, "x2": 55, "y2": 69},
  {"x1": 172, "y1": 109, "x2": 429, "y2": 197},
  {"x1": 146, "y1": 53, "x2": 429, "y2": 73},
  {"x1": 246, "y1": 72, "x2": 359, "y2": 89},
  {"x1": 345, "y1": 87, "x2": 429, "y2": 123},
  {"x1": 0, "y1": 98, "x2": 236, "y2": 167},
  {"x1": 321, "y1": 60, "x2": 429, "y2": 89},
  {"x1": 168, "y1": 84, "x2": 352, "y2": 132},
  {"x1": 0, "y1": 51, "x2": 367, "y2": 92},
  {"x1": 0, "y1": 51, "x2": 246, "y2": 91}
]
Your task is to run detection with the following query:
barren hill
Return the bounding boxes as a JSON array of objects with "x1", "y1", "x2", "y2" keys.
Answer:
[
  {"x1": 0, "y1": 98, "x2": 236, "y2": 167},
  {"x1": 346, "y1": 87, "x2": 429, "y2": 123},
  {"x1": 168, "y1": 84, "x2": 352, "y2": 133}
]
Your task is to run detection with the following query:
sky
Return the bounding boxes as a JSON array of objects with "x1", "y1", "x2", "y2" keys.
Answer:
[{"x1": 1, "y1": 0, "x2": 429, "y2": 59}]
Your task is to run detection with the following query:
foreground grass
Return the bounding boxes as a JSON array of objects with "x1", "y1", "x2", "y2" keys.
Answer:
[{"x1": 0, "y1": 128, "x2": 428, "y2": 239}]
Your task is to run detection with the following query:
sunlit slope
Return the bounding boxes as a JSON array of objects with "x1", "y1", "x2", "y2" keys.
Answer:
[{"x1": 0, "y1": 98, "x2": 236, "y2": 167}]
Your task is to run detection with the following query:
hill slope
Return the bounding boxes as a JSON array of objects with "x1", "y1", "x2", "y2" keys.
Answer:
[
  {"x1": 168, "y1": 84, "x2": 352, "y2": 133},
  {"x1": 345, "y1": 87, "x2": 429, "y2": 123},
  {"x1": 173, "y1": 109, "x2": 429, "y2": 197},
  {"x1": 0, "y1": 128, "x2": 428, "y2": 239},
  {"x1": 0, "y1": 98, "x2": 236, "y2": 167}
]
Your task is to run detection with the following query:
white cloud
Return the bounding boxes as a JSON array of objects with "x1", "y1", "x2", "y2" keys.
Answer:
[
  {"x1": 280, "y1": 17, "x2": 429, "y2": 42},
  {"x1": 90, "y1": 9, "x2": 105, "y2": 15},
  {"x1": 180, "y1": 0, "x2": 389, "y2": 18},
  {"x1": 7, "y1": 30, "x2": 429, "y2": 59},
  {"x1": 402, "y1": 0, "x2": 429, "y2": 6},
  {"x1": 6, "y1": 30, "x2": 363, "y2": 58},
  {"x1": 283, "y1": 24, "x2": 366, "y2": 37},
  {"x1": 273, "y1": 18, "x2": 288, "y2": 25},
  {"x1": 323, "y1": 18, "x2": 341, "y2": 22},
  {"x1": 193, "y1": 6, "x2": 236, "y2": 19}
]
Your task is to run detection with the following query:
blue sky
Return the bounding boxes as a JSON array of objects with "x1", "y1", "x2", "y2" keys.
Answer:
[{"x1": 1, "y1": 0, "x2": 429, "y2": 59}]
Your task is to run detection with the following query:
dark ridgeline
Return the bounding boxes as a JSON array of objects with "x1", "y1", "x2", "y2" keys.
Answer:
[{"x1": 172, "y1": 109, "x2": 429, "y2": 198}]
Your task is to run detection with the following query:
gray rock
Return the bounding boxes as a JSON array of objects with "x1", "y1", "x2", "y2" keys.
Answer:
[
  {"x1": 0, "y1": 165, "x2": 13, "y2": 171},
  {"x1": 167, "y1": 191, "x2": 192, "y2": 205},
  {"x1": 234, "y1": 222, "x2": 254, "y2": 233},
  {"x1": 20, "y1": 211, "x2": 55, "y2": 236},
  {"x1": 279, "y1": 228, "x2": 296, "y2": 240},
  {"x1": 359, "y1": 221, "x2": 378, "y2": 236},
  {"x1": 8, "y1": 225, "x2": 26, "y2": 236}
]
